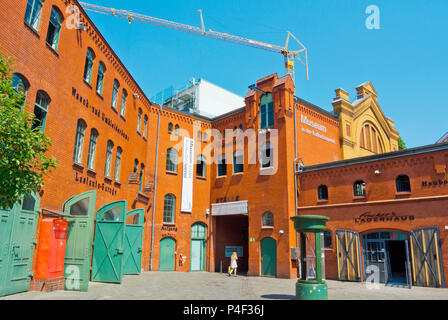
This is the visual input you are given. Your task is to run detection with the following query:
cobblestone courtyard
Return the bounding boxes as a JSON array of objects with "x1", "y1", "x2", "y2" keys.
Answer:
[{"x1": 2, "y1": 272, "x2": 448, "y2": 300}]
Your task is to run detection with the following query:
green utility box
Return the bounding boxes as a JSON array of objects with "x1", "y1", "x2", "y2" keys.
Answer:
[{"x1": 290, "y1": 215, "x2": 330, "y2": 300}]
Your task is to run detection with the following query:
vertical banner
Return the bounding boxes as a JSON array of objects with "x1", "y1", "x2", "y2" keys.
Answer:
[{"x1": 181, "y1": 137, "x2": 195, "y2": 212}]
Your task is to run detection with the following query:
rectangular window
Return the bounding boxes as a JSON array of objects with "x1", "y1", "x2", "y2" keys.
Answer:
[
  {"x1": 25, "y1": 0, "x2": 44, "y2": 31},
  {"x1": 120, "y1": 90, "x2": 127, "y2": 117},
  {"x1": 111, "y1": 80, "x2": 119, "y2": 109},
  {"x1": 365, "y1": 125, "x2": 371, "y2": 151},
  {"x1": 104, "y1": 141, "x2": 113, "y2": 177},
  {"x1": 87, "y1": 130, "x2": 98, "y2": 170},
  {"x1": 346, "y1": 124, "x2": 351, "y2": 137},
  {"x1": 46, "y1": 8, "x2": 62, "y2": 51},
  {"x1": 323, "y1": 231, "x2": 332, "y2": 249}
]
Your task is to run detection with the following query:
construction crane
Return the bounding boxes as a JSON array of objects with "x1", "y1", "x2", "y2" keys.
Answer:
[{"x1": 79, "y1": 2, "x2": 309, "y2": 83}]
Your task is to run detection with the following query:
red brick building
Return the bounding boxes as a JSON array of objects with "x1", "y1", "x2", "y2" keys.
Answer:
[
  {"x1": 298, "y1": 143, "x2": 448, "y2": 287},
  {"x1": 3, "y1": 0, "x2": 443, "y2": 296}
]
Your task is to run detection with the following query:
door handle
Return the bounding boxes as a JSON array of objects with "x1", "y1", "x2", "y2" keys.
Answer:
[
  {"x1": 116, "y1": 248, "x2": 124, "y2": 254},
  {"x1": 137, "y1": 248, "x2": 142, "y2": 253}
]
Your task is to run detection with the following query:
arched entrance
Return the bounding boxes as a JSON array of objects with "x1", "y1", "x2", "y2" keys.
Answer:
[
  {"x1": 159, "y1": 237, "x2": 175, "y2": 271},
  {"x1": 63, "y1": 190, "x2": 97, "y2": 291},
  {"x1": 362, "y1": 230, "x2": 409, "y2": 285},
  {"x1": 123, "y1": 209, "x2": 144, "y2": 275},
  {"x1": 190, "y1": 223, "x2": 206, "y2": 271},
  {"x1": 260, "y1": 237, "x2": 277, "y2": 277},
  {"x1": 91, "y1": 200, "x2": 127, "y2": 283},
  {"x1": 0, "y1": 193, "x2": 40, "y2": 297}
]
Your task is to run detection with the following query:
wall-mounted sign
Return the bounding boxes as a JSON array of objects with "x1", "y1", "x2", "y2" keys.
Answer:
[
  {"x1": 71, "y1": 87, "x2": 129, "y2": 141},
  {"x1": 422, "y1": 179, "x2": 448, "y2": 187},
  {"x1": 301, "y1": 114, "x2": 335, "y2": 144},
  {"x1": 75, "y1": 172, "x2": 117, "y2": 196},
  {"x1": 181, "y1": 137, "x2": 195, "y2": 212},
  {"x1": 354, "y1": 211, "x2": 415, "y2": 224},
  {"x1": 225, "y1": 246, "x2": 243, "y2": 257}
]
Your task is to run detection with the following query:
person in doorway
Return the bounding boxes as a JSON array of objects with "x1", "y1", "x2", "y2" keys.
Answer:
[{"x1": 229, "y1": 252, "x2": 238, "y2": 277}]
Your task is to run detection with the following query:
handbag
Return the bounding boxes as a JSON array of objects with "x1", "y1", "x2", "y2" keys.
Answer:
[{"x1": 228, "y1": 266, "x2": 232, "y2": 273}]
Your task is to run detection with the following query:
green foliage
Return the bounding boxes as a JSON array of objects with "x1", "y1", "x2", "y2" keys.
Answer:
[
  {"x1": 0, "y1": 51, "x2": 56, "y2": 209},
  {"x1": 398, "y1": 137, "x2": 406, "y2": 150}
]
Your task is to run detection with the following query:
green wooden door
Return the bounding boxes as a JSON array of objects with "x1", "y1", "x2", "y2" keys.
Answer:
[
  {"x1": 261, "y1": 237, "x2": 277, "y2": 277},
  {"x1": 63, "y1": 190, "x2": 97, "y2": 291},
  {"x1": 0, "y1": 193, "x2": 39, "y2": 297},
  {"x1": 159, "y1": 237, "x2": 175, "y2": 271},
  {"x1": 91, "y1": 200, "x2": 127, "y2": 283},
  {"x1": 123, "y1": 209, "x2": 144, "y2": 275},
  {"x1": 190, "y1": 223, "x2": 206, "y2": 271}
]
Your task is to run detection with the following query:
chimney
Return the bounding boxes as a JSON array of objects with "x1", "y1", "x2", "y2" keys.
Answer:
[{"x1": 334, "y1": 88, "x2": 350, "y2": 102}]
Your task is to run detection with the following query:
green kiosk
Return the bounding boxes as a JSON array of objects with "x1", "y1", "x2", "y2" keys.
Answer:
[{"x1": 291, "y1": 215, "x2": 330, "y2": 300}]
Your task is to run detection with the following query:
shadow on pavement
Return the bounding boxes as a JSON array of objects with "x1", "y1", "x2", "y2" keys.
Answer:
[{"x1": 261, "y1": 294, "x2": 295, "y2": 300}]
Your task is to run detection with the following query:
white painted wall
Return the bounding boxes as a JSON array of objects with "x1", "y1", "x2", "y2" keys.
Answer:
[{"x1": 197, "y1": 79, "x2": 245, "y2": 117}]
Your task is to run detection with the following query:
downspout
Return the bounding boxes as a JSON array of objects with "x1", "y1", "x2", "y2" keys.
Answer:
[
  {"x1": 149, "y1": 104, "x2": 162, "y2": 270},
  {"x1": 293, "y1": 95, "x2": 300, "y2": 277},
  {"x1": 293, "y1": 96, "x2": 299, "y2": 244}
]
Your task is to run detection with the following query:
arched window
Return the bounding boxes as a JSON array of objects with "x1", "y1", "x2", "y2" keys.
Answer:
[
  {"x1": 353, "y1": 180, "x2": 366, "y2": 197},
  {"x1": 174, "y1": 124, "x2": 179, "y2": 136},
  {"x1": 96, "y1": 62, "x2": 106, "y2": 95},
  {"x1": 12, "y1": 74, "x2": 30, "y2": 106},
  {"x1": 83, "y1": 48, "x2": 95, "y2": 84},
  {"x1": 25, "y1": 0, "x2": 44, "y2": 31},
  {"x1": 260, "y1": 93, "x2": 274, "y2": 129},
  {"x1": 143, "y1": 115, "x2": 148, "y2": 138},
  {"x1": 139, "y1": 164, "x2": 145, "y2": 192},
  {"x1": 360, "y1": 122, "x2": 385, "y2": 154},
  {"x1": 197, "y1": 130, "x2": 202, "y2": 141},
  {"x1": 166, "y1": 148, "x2": 178, "y2": 172},
  {"x1": 46, "y1": 6, "x2": 63, "y2": 51},
  {"x1": 233, "y1": 150, "x2": 244, "y2": 173},
  {"x1": 111, "y1": 79, "x2": 120, "y2": 109},
  {"x1": 133, "y1": 159, "x2": 139, "y2": 173},
  {"x1": 168, "y1": 122, "x2": 173, "y2": 134},
  {"x1": 262, "y1": 212, "x2": 274, "y2": 227},
  {"x1": 196, "y1": 155, "x2": 206, "y2": 178},
  {"x1": 203, "y1": 131, "x2": 208, "y2": 142},
  {"x1": 318, "y1": 185, "x2": 328, "y2": 200},
  {"x1": 217, "y1": 154, "x2": 227, "y2": 176},
  {"x1": 137, "y1": 108, "x2": 142, "y2": 133},
  {"x1": 260, "y1": 142, "x2": 273, "y2": 168},
  {"x1": 32, "y1": 90, "x2": 50, "y2": 131},
  {"x1": 87, "y1": 128, "x2": 98, "y2": 170},
  {"x1": 120, "y1": 89, "x2": 127, "y2": 117},
  {"x1": 104, "y1": 140, "x2": 114, "y2": 178},
  {"x1": 114, "y1": 147, "x2": 122, "y2": 182},
  {"x1": 163, "y1": 194, "x2": 176, "y2": 223},
  {"x1": 73, "y1": 119, "x2": 87, "y2": 164},
  {"x1": 12, "y1": 73, "x2": 30, "y2": 96},
  {"x1": 396, "y1": 175, "x2": 411, "y2": 192}
]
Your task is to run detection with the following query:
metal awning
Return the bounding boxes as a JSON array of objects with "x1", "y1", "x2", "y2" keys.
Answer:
[
  {"x1": 41, "y1": 208, "x2": 71, "y2": 218},
  {"x1": 211, "y1": 200, "x2": 248, "y2": 216}
]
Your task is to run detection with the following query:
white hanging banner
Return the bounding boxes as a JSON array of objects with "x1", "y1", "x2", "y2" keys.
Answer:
[{"x1": 181, "y1": 137, "x2": 195, "y2": 212}]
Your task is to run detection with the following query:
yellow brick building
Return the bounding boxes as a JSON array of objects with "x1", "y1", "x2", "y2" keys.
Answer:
[{"x1": 332, "y1": 82, "x2": 399, "y2": 159}]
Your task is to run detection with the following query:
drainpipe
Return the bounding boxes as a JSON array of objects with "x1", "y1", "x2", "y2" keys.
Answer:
[
  {"x1": 149, "y1": 104, "x2": 162, "y2": 270},
  {"x1": 293, "y1": 95, "x2": 300, "y2": 279},
  {"x1": 293, "y1": 96, "x2": 299, "y2": 245}
]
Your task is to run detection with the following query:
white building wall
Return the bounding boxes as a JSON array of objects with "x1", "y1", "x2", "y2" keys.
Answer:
[{"x1": 197, "y1": 79, "x2": 245, "y2": 117}]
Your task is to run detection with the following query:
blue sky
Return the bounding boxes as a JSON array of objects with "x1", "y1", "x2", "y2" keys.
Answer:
[{"x1": 82, "y1": 0, "x2": 448, "y2": 148}]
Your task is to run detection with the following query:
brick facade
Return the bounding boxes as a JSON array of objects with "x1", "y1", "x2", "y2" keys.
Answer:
[{"x1": 1, "y1": 0, "x2": 416, "y2": 292}]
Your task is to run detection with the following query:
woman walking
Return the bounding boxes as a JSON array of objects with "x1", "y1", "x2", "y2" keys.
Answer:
[{"x1": 229, "y1": 251, "x2": 238, "y2": 277}]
